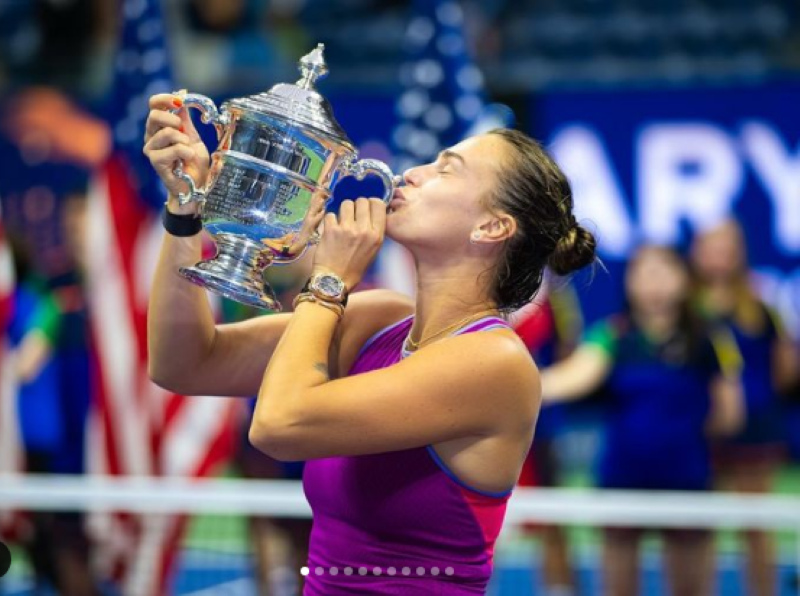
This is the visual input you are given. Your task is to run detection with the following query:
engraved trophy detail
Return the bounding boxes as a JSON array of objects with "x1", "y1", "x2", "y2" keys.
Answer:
[{"x1": 170, "y1": 44, "x2": 395, "y2": 310}]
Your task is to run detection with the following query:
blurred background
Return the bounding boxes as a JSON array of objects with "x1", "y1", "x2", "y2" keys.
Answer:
[{"x1": 0, "y1": 0, "x2": 798, "y2": 595}]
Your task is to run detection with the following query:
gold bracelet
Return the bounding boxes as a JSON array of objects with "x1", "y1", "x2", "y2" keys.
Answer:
[{"x1": 292, "y1": 292, "x2": 345, "y2": 320}]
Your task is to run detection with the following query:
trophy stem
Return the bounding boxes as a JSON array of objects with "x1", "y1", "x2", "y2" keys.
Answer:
[{"x1": 179, "y1": 235, "x2": 281, "y2": 311}]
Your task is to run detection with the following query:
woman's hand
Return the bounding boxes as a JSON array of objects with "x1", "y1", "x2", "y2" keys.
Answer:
[
  {"x1": 312, "y1": 198, "x2": 386, "y2": 291},
  {"x1": 143, "y1": 93, "x2": 209, "y2": 214}
]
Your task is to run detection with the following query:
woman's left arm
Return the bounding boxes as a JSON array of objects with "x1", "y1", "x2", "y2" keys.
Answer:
[{"x1": 249, "y1": 313, "x2": 539, "y2": 460}]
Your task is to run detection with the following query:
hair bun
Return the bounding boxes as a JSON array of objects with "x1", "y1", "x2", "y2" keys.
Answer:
[{"x1": 548, "y1": 223, "x2": 597, "y2": 276}]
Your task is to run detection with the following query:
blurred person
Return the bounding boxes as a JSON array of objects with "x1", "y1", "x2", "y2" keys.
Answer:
[
  {"x1": 690, "y1": 219, "x2": 799, "y2": 596},
  {"x1": 50, "y1": 192, "x2": 93, "y2": 478},
  {"x1": 144, "y1": 92, "x2": 597, "y2": 594},
  {"x1": 5, "y1": 233, "x2": 99, "y2": 596},
  {"x1": 540, "y1": 245, "x2": 744, "y2": 596},
  {"x1": 513, "y1": 282, "x2": 583, "y2": 596}
]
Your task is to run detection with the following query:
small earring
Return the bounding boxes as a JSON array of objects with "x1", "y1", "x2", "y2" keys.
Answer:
[{"x1": 470, "y1": 231, "x2": 481, "y2": 244}]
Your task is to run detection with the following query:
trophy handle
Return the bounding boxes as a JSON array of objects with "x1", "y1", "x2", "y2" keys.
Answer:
[
  {"x1": 339, "y1": 158, "x2": 395, "y2": 203},
  {"x1": 170, "y1": 91, "x2": 231, "y2": 206}
]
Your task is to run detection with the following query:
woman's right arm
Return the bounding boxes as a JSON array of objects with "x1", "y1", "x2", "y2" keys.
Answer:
[
  {"x1": 144, "y1": 93, "x2": 294, "y2": 396},
  {"x1": 144, "y1": 94, "x2": 414, "y2": 397}
]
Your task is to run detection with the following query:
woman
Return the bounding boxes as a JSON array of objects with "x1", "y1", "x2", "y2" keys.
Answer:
[
  {"x1": 143, "y1": 93, "x2": 596, "y2": 594},
  {"x1": 540, "y1": 245, "x2": 743, "y2": 596},
  {"x1": 690, "y1": 219, "x2": 799, "y2": 596}
]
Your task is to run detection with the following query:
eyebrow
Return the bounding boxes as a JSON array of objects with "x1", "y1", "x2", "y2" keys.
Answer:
[{"x1": 438, "y1": 149, "x2": 466, "y2": 168}]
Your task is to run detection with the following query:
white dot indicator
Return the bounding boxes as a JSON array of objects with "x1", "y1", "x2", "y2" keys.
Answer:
[
  {"x1": 358, "y1": 567, "x2": 368, "y2": 576},
  {"x1": 315, "y1": 567, "x2": 324, "y2": 576},
  {"x1": 330, "y1": 567, "x2": 339, "y2": 576},
  {"x1": 344, "y1": 567, "x2": 353, "y2": 575},
  {"x1": 300, "y1": 567, "x2": 309, "y2": 576},
  {"x1": 402, "y1": 567, "x2": 411, "y2": 576},
  {"x1": 387, "y1": 567, "x2": 397, "y2": 576},
  {"x1": 445, "y1": 566, "x2": 455, "y2": 576},
  {"x1": 417, "y1": 566, "x2": 426, "y2": 575},
  {"x1": 373, "y1": 566, "x2": 382, "y2": 575}
]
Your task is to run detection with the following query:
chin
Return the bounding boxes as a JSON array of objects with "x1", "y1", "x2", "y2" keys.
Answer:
[{"x1": 384, "y1": 219, "x2": 416, "y2": 249}]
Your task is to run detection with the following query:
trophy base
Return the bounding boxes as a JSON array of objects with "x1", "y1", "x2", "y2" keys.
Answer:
[{"x1": 179, "y1": 235, "x2": 281, "y2": 311}]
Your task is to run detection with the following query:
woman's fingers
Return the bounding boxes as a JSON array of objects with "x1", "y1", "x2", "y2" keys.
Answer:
[
  {"x1": 335, "y1": 197, "x2": 386, "y2": 232},
  {"x1": 338, "y1": 199, "x2": 355, "y2": 226},
  {"x1": 144, "y1": 127, "x2": 193, "y2": 152},
  {"x1": 354, "y1": 198, "x2": 372, "y2": 231},
  {"x1": 146, "y1": 145, "x2": 195, "y2": 172},
  {"x1": 148, "y1": 93, "x2": 182, "y2": 111},
  {"x1": 144, "y1": 110, "x2": 182, "y2": 142},
  {"x1": 368, "y1": 198, "x2": 387, "y2": 233},
  {"x1": 145, "y1": 93, "x2": 201, "y2": 143}
]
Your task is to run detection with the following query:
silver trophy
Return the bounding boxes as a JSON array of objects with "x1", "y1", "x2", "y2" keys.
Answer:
[{"x1": 171, "y1": 44, "x2": 395, "y2": 310}]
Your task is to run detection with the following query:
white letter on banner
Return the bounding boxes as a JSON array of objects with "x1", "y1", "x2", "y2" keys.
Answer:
[
  {"x1": 549, "y1": 125, "x2": 633, "y2": 258},
  {"x1": 638, "y1": 123, "x2": 744, "y2": 245},
  {"x1": 741, "y1": 121, "x2": 800, "y2": 253}
]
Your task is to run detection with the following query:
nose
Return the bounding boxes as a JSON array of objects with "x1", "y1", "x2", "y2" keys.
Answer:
[{"x1": 401, "y1": 166, "x2": 422, "y2": 187}]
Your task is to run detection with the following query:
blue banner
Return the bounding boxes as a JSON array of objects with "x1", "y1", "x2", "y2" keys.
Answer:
[{"x1": 531, "y1": 83, "x2": 800, "y2": 325}]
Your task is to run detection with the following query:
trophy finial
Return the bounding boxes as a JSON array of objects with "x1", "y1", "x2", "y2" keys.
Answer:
[{"x1": 297, "y1": 43, "x2": 329, "y2": 90}]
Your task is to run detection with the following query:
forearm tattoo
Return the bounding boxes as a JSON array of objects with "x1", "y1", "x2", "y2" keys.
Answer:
[{"x1": 313, "y1": 362, "x2": 330, "y2": 381}]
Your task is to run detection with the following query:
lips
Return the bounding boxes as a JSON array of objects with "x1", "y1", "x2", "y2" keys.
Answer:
[{"x1": 388, "y1": 189, "x2": 406, "y2": 213}]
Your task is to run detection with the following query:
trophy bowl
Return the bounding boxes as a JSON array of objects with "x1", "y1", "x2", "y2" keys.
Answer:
[{"x1": 170, "y1": 44, "x2": 395, "y2": 311}]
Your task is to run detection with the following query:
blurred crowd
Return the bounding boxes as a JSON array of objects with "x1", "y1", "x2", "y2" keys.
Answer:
[
  {"x1": 1, "y1": 1, "x2": 799, "y2": 596},
  {"x1": 1, "y1": 0, "x2": 799, "y2": 98}
]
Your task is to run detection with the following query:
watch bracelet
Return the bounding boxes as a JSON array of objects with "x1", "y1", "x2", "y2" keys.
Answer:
[{"x1": 292, "y1": 292, "x2": 345, "y2": 320}]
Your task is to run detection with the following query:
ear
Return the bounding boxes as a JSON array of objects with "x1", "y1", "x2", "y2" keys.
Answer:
[{"x1": 474, "y1": 213, "x2": 516, "y2": 245}]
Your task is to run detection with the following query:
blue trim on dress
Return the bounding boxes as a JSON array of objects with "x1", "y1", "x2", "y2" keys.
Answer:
[{"x1": 425, "y1": 445, "x2": 514, "y2": 498}]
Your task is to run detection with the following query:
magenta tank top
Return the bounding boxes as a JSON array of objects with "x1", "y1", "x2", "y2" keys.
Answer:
[{"x1": 302, "y1": 315, "x2": 512, "y2": 595}]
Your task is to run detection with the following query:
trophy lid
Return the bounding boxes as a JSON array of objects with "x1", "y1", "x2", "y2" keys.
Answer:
[{"x1": 228, "y1": 44, "x2": 354, "y2": 151}]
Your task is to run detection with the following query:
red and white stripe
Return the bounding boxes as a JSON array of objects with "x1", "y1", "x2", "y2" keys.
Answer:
[{"x1": 86, "y1": 155, "x2": 238, "y2": 594}]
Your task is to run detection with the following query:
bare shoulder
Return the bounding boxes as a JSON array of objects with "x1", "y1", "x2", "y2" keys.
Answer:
[
  {"x1": 402, "y1": 328, "x2": 541, "y2": 428},
  {"x1": 454, "y1": 329, "x2": 540, "y2": 394},
  {"x1": 337, "y1": 289, "x2": 415, "y2": 373}
]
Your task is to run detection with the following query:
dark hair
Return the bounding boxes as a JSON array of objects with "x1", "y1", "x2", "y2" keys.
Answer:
[{"x1": 486, "y1": 128, "x2": 596, "y2": 311}]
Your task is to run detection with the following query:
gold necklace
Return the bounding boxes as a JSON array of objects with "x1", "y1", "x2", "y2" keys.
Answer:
[{"x1": 404, "y1": 308, "x2": 500, "y2": 353}]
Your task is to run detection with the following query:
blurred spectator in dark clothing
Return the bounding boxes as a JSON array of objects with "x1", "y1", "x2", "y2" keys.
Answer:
[
  {"x1": 540, "y1": 245, "x2": 743, "y2": 596},
  {"x1": 5, "y1": 233, "x2": 100, "y2": 596},
  {"x1": 690, "y1": 219, "x2": 799, "y2": 596}
]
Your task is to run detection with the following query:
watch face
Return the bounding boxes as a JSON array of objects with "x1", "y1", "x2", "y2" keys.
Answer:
[{"x1": 315, "y1": 274, "x2": 344, "y2": 297}]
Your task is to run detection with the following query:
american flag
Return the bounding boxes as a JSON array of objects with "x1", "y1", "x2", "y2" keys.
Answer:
[
  {"x1": 380, "y1": 0, "x2": 513, "y2": 294},
  {"x1": 86, "y1": 0, "x2": 237, "y2": 593}
]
